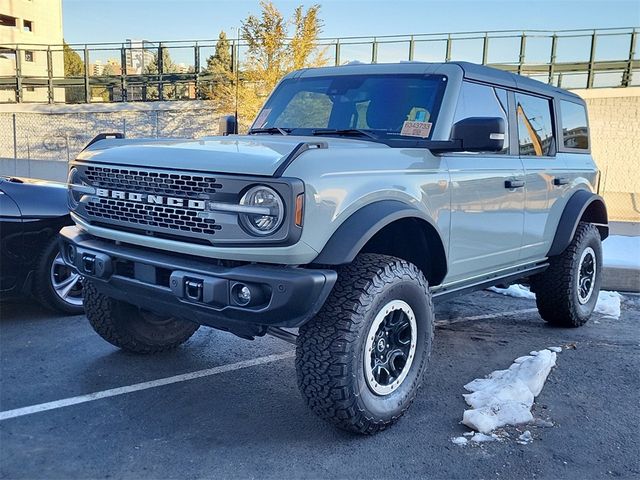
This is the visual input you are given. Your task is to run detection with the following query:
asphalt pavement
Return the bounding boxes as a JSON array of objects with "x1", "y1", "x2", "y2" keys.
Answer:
[{"x1": 1, "y1": 291, "x2": 638, "y2": 479}]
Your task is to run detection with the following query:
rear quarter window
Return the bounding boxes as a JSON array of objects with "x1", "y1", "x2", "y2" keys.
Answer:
[{"x1": 560, "y1": 100, "x2": 589, "y2": 150}]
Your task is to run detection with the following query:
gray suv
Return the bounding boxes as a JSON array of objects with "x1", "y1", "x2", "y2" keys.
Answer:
[{"x1": 60, "y1": 61, "x2": 607, "y2": 434}]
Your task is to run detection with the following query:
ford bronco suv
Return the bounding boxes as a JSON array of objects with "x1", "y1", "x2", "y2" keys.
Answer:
[{"x1": 60, "y1": 62, "x2": 607, "y2": 434}]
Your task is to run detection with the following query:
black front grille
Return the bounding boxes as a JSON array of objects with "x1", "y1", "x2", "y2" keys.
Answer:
[
  {"x1": 85, "y1": 166, "x2": 222, "y2": 199},
  {"x1": 85, "y1": 197, "x2": 222, "y2": 236}
]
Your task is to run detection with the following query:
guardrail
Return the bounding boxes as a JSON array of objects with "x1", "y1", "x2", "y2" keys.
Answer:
[{"x1": 0, "y1": 27, "x2": 637, "y2": 103}]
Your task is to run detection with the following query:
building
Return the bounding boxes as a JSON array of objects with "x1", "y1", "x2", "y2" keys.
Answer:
[
  {"x1": 0, "y1": 0, "x2": 64, "y2": 102},
  {"x1": 124, "y1": 39, "x2": 155, "y2": 74}
]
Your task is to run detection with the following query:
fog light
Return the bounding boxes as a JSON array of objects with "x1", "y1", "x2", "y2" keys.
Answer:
[{"x1": 232, "y1": 283, "x2": 251, "y2": 306}]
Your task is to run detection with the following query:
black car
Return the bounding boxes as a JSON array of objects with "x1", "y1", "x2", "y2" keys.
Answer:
[{"x1": 0, "y1": 176, "x2": 83, "y2": 314}]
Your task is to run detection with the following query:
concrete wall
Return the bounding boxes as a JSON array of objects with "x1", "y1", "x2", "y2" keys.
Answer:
[{"x1": 573, "y1": 87, "x2": 640, "y2": 222}]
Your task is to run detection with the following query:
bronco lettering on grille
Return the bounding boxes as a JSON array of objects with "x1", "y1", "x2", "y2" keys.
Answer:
[{"x1": 95, "y1": 188, "x2": 206, "y2": 210}]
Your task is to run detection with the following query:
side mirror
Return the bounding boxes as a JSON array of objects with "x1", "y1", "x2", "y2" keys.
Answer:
[
  {"x1": 450, "y1": 117, "x2": 505, "y2": 152},
  {"x1": 219, "y1": 115, "x2": 238, "y2": 136}
]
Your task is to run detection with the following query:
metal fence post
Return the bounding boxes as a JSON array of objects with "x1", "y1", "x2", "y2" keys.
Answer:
[
  {"x1": 120, "y1": 44, "x2": 127, "y2": 101},
  {"x1": 445, "y1": 35, "x2": 452, "y2": 62},
  {"x1": 47, "y1": 46, "x2": 54, "y2": 103},
  {"x1": 482, "y1": 33, "x2": 489, "y2": 65},
  {"x1": 15, "y1": 47, "x2": 22, "y2": 103},
  {"x1": 194, "y1": 42, "x2": 200, "y2": 99},
  {"x1": 518, "y1": 33, "x2": 526, "y2": 75},
  {"x1": 408, "y1": 36, "x2": 415, "y2": 61},
  {"x1": 548, "y1": 34, "x2": 558, "y2": 85},
  {"x1": 158, "y1": 44, "x2": 164, "y2": 101},
  {"x1": 587, "y1": 31, "x2": 597, "y2": 88},
  {"x1": 622, "y1": 30, "x2": 637, "y2": 87},
  {"x1": 371, "y1": 38, "x2": 378, "y2": 63},
  {"x1": 335, "y1": 39, "x2": 341, "y2": 66},
  {"x1": 84, "y1": 46, "x2": 90, "y2": 103},
  {"x1": 12, "y1": 113, "x2": 17, "y2": 159}
]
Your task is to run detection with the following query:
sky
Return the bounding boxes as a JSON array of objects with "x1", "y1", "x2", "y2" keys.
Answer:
[{"x1": 62, "y1": 0, "x2": 639, "y2": 44}]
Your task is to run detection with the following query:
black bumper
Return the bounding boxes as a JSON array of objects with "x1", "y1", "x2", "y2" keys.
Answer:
[{"x1": 59, "y1": 226, "x2": 337, "y2": 338}]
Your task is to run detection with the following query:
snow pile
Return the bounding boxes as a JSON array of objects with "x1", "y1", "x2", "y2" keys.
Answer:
[
  {"x1": 594, "y1": 290, "x2": 623, "y2": 318},
  {"x1": 488, "y1": 283, "x2": 624, "y2": 320},
  {"x1": 603, "y1": 235, "x2": 640, "y2": 269},
  {"x1": 487, "y1": 284, "x2": 536, "y2": 300},
  {"x1": 460, "y1": 349, "x2": 557, "y2": 434}
]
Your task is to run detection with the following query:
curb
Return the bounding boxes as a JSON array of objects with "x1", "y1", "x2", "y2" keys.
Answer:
[{"x1": 602, "y1": 265, "x2": 640, "y2": 293}]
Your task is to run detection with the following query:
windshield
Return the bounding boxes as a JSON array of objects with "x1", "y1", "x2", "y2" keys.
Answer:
[{"x1": 250, "y1": 74, "x2": 447, "y2": 140}]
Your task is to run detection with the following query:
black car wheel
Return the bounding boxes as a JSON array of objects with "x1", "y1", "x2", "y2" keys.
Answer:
[{"x1": 33, "y1": 236, "x2": 84, "y2": 315}]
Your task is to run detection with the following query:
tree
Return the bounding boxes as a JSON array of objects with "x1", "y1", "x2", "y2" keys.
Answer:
[
  {"x1": 203, "y1": 31, "x2": 235, "y2": 113},
  {"x1": 236, "y1": 1, "x2": 326, "y2": 129},
  {"x1": 144, "y1": 47, "x2": 180, "y2": 100},
  {"x1": 63, "y1": 41, "x2": 85, "y2": 102}
]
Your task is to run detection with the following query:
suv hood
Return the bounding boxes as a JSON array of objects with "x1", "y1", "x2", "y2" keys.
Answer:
[{"x1": 77, "y1": 135, "x2": 384, "y2": 177}]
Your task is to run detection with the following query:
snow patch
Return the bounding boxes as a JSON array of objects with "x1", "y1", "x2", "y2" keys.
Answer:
[
  {"x1": 451, "y1": 436, "x2": 468, "y2": 445},
  {"x1": 594, "y1": 290, "x2": 623, "y2": 319},
  {"x1": 460, "y1": 349, "x2": 557, "y2": 434},
  {"x1": 603, "y1": 235, "x2": 640, "y2": 270},
  {"x1": 518, "y1": 430, "x2": 533, "y2": 444},
  {"x1": 487, "y1": 284, "x2": 536, "y2": 299}
]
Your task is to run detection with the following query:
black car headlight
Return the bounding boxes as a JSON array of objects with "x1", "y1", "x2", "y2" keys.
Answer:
[
  {"x1": 67, "y1": 167, "x2": 82, "y2": 209},
  {"x1": 238, "y1": 185, "x2": 285, "y2": 236}
]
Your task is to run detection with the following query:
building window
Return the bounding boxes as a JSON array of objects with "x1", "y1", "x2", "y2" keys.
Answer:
[
  {"x1": 25, "y1": 86, "x2": 35, "y2": 92},
  {"x1": 24, "y1": 50, "x2": 34, "y2": 62},
  {"x1": 515, "y1": 93, "x2": 555, "y2": 157},
  {"x1": 0, "y1": 14, "x2": 18, "y2": 27},
  {"x1": 560, "y1": 100, "x2": 589, "y2": 150},
  {"x1": 23, "y1": 20, "x2": 33, "y2": 32}
]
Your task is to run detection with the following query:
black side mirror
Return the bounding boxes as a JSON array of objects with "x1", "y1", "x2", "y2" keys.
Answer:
[
  {"x1": 450, "y1": 117, "x2": 505, "y2": 152},
  {"x1": 219, "y1": 115, "x2": 238, "y2": 136}
]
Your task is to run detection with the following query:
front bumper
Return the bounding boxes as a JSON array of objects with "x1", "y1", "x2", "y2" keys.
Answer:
[{"x1": 59, "y1": 226, "x2": 337, "y2": 338}]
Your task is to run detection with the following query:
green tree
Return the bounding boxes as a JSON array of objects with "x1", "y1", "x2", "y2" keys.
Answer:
[
  {"x1": 144, "y1": 47, "x2": 179, "y2": 99},
  {"x1": 203, "y1": 31, "x2": 235, "y2": 113},
  {"x1": 63, "y1": 41, "x2": 85, "y2": 102}
]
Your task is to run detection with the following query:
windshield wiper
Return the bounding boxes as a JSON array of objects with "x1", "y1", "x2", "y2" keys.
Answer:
[
  {"x1": 248, "y1": 127, "x2": 291, "y2": 135},
  {"x1": 311, "y1": 128, "x2": 379, "y2": 140}
]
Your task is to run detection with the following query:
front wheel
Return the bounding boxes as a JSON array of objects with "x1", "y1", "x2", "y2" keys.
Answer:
[
  {"x1": 296, "y1": 254, "x2": 434, "y2": 434},
  {"x1": 84, "y1": 281, "x2": 199, "y2": 353},
  {"x1": 531, "y1": 222, "x2": 603, "y2": 327}
]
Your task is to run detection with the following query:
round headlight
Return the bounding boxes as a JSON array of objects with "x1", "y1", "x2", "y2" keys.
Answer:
[
  {"x1": 67, "y1": 167, "x2": 81, "y2": 209},
  {"x1": 239, "y1": 185, "x2": 284, "y2": 236}
]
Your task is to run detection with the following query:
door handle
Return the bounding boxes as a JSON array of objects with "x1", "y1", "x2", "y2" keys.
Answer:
[
  {"x1": 553, "y1": 177, "x2": 569, "y2": 186},
  {"x1": 505, "y1": 179, "x2": 525, "y2": 189}
]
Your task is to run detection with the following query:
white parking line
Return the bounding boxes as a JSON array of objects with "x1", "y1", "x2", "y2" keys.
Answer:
[
  {"x1": 0, "y1": 351, "x2": 294, "y2": 421},
  {"x1": 0, "y1": 307, "x2": 538, "y2": 422}
]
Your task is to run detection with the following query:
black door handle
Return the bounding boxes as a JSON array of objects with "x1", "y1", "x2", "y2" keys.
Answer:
[
  {"x1": 505, "y1": 179, "x2": 525, "y2": 189},
  {"x1": 553, "y1": 177, "x2": 569, "y2": 186}
]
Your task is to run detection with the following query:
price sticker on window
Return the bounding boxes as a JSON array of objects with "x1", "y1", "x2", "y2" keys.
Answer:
[{"x1": 400, "y1": 121, "x2": 432, "y2": 138}]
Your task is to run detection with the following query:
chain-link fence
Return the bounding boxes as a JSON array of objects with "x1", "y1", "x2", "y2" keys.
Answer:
[{"x1": 0, "y1": 103, "x2": 220, "y2": 162}]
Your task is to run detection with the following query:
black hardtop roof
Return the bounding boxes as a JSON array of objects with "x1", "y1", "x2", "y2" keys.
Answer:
[{"x1": 449, "y1": 61, "x2": 584, "y2": 102}]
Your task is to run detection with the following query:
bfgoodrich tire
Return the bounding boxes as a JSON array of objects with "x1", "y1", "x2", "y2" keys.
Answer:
[
  {"x1": 296, "y1": 254, "x2": 434, "y2": 434},
  {"x1": 531, "y1": 222, "x2": 603, "y2": 327},
  {"x1": 84, "y1": 281, "x2": 199, "y2": 353}
]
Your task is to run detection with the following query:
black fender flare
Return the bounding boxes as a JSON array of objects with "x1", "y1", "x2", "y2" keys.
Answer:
[
  {"x1": 312, "y1": 200, "x2": 447, "y2": 283},
  {"x1": 547, "y1": 190, "x2": 608, "y2": 257}
]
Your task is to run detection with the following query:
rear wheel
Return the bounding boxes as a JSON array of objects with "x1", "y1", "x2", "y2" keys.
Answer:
[
  {"x1": 84, "y1": 281, "x2": 199, "y2": 353},
  {"x1": 531, "y1": 222, "x2": 602, "y2": 327},
  {"x1": 296, "y1": 254, "x2": 434, "y2": 434}
]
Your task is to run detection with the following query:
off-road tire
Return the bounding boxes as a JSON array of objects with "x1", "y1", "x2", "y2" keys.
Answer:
[
  {"x1": 32, "y1": 236, "x2": 84, "y2": 315},
  {"x1": 84, "y1": 281, "x2": 199, "y2": 353},
  {"x1": 296, "y1": 253, "x2": 434, "y2": 434},
  {"x1": 531, "y1": 222, "x2": 602, "y2": 327}
]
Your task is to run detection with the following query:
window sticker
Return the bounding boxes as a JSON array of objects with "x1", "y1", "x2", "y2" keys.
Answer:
[
  {"x1": 400, "y1": 121, "x2": 432, "y2": 138},
  {"x1": 253, "y1": 108, "x2": 272, "y2": 128}
]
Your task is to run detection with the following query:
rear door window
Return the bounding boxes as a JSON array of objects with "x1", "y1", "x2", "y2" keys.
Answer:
[
  {"x1": 560, "y1": 100, "x2": 589, "y2": 150},
  {"x1": 515, "y1": 93, "x2": 555, "y2": 157}
]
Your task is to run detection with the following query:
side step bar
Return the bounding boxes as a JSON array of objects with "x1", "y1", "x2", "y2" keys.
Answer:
[{"x1": 431, "y1": 264, "x2": 548, "y2": 303}]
